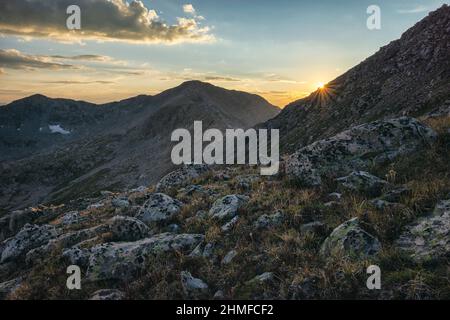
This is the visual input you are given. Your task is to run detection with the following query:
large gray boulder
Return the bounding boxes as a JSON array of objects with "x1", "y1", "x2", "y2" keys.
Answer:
[
  {"x1": 286, "y1": 117, "x2": 436, "y2": 186},
  {"x1": 320, "y1": 218, "x2": 381, "y2": 260},
  {"x1": 209, "y1": 195, "x2": 249, "y2": 221},
  {"x1": 85, "y1": 233, "x2": 204, "y2": 281},
  {"x1": 395, "y1": 200, "x2": 450, "y2": 262},
  {"x1": 108, "y1": 216, "x2": 151, "y2": 242},
  {"x1": 1, "y1": 224, "x2": 57, "y2": 263},
  {"x1": 25, "y1": 224, "x2": 109, "y2": 265},
  {"x1": 336, "y1": 171, "x2": 390, "y2": 197},
  {"x1": 156, "y1": 165, "x2": 210, "y2": 192},
  {"x1": 135, "y1": 193, "x2": 182, "y2": 225}
]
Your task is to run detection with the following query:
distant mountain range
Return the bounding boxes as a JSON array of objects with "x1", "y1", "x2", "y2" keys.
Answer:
[{"x1": 0, "y1": 81, "x2": 279, "y2": 213}]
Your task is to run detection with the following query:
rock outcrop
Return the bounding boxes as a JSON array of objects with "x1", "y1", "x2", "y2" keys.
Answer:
[{"x1": 286, "y1": 117, "x2": 436, "y2": 186}]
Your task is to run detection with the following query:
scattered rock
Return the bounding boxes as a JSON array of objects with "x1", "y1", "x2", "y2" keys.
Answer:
[
  {"x1": 320, "y1": 218, "x2": 381, "y2": 260},
  {"x1": 395, "y1": 200, "x2": 450, "y2": 262},
  {"x1": 336, "y1": 171, "x2": 390, "y2": 197},
  {"x1": 328, "y1": 193, "x2": 342, "y2": 201},
  {"x1": 209, "y1": 195, "x2": 249, "y2": 221},
  {"x1": 111, "y1": 197, "x2": 130, "y2": 209},
  {"x1": 108, "y1": 216, "x2": 151, "y2": 241},
  {"x1": 213, "y1": 290, "x2": 225, "y2": 300},
  {"x1": 300, "y1": 221, "x2": 328, "y2": 235},
  {"x1": 254, "y1": 211, "x2": 285, "y2": 229},
  {"x1": 221, "y1": 250, "x2": 237, "y2": 265},
  {"x1": 86, "y1": 233, "x2": 204, "y2": 281},
  {"x1": 221, "y1": 216, "x2": 239, "y2": 232},
  {"x1": 156, "y1": 165, "x2": 210, "y2": 192},
  {"x1": 1, "y1": 224, "x2": 57, "y2": 263},
  {"x1": 135, "y1": 193, "x2": 182, "y2": 225},
  {"x1": 180, "y1": 271, "x2": 209, "y2": 297},
  {"x1": 286, "y1": 117, "x2": 436, "y2": 186},
  {"x1": 90, "y1": 289, "x2": 125, "y2": 300},
  {"x1": 379, "y1": 186, "x2": 412, "y2": 202},
  {"x1": 60, "y1": 211, "x2": 83, "y2": 226}
]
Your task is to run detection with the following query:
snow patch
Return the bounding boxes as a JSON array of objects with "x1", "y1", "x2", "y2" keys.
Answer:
[{"x1": 49, "y1": 124, "x2": 71, "y2": 135}]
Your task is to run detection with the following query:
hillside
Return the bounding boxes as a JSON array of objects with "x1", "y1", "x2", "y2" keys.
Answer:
[{"x1": 264, "y1": 4, "x2": 450, "y2": 152}]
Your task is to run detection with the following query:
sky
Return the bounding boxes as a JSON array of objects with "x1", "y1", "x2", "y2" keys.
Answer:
[{"x1": 0, "y1": 0, "x2": 448, "y2": 107}]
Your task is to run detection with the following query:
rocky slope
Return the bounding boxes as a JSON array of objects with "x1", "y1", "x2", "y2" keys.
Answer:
[
  {"x1": 264, "y1": 4, "x2": 450, "y2": 152},
  {"x1": 0, "y1": 112, "x2": 448, "y2": 300},
  {"x1": 0, "y1": 81, "x2": 279, "y2": 214}
]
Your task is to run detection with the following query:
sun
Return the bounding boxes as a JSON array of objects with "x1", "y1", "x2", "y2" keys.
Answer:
[{"x1": 317, "y1": 82, "x2": 325, "y2": 89}]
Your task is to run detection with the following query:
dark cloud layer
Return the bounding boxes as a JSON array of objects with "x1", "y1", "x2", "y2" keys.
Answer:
[
  {"x1": 0, "y1": 0, "x2": 213, "y2": 43},
  {"x1": 0, "y1": 49, "x2": 76, "y2": 70}
]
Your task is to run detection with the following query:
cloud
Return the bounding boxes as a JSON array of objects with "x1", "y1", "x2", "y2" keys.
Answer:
[
  {"x1": 0, "y1": 49, "x2": 76, "y2": 70},
  {"x1": 0, "y1": 0, "x2": 214, "y2": 44},
  {"x1": 43, "y1": 80, "x2": 115, "y2": 85},
  {"x1": 397, "y1": 5, "x2": 429, "y2": 14},
  {"x1": 49, "y1": 54, "x2": 113, "y2": 62},
  {"x1": 183, "y1": 4, "x2": 196, "y2": 14}
]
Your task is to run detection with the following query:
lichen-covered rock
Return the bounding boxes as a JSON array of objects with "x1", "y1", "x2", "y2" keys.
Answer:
[
  {"x1": 86, "y1": 233, "x2": 204, "y2": 281},
  {"x1": 209, "y1": 195, "x2": 249, "y2": 221},
  {"x1": 135, "y1": 193, "x2": 182, "y2": 225},
  {"x1": 320, "y1": 218, "x2": 381, "y2": 260},
  {"x1": 254, "y1": 210, "x2": 285, "y2": 229},
  {"x1": 286, "y1": 117, "x2": 436, "y2": 186},
  {"x1": 180, "y1": 271, "x2": 209, "y2": 297},
  {"x1": 60, "y1": 211, "x2": 83, "y2": 226},
  {"x1": 395, "y1": 200, "x2": 450, "y2": 262},
  {"x1": 156, "y1": 165, "x2": 210, "y2": 192},
  {"x1": 111, "y1": 197, "x2": 130, "y2": 209},
  {"x1": 108, "y1": 216, "x2": 151, "y2": 241},
  {"x1": 336, "y1": 171, "x2": 390, "y2": 197},
  {"x1": 89, "y1": 289, "x2": 125, "y2": 300},
  {"x1": 1, "y1": 224, "x2": 57, "y2": 263},
  {"x1": 26, "y1": 224, "x2": 109, "y2": 265}
]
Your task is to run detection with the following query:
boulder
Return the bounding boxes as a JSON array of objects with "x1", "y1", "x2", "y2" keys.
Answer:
[
  {"x1": 60, "y1": 211, "x2": 83, "y2": 226},
  {"x1": 286, "y1": 117, "x2": 436, "y2": 186},
  {"x1": 1, "y1": 224, "x2": 57, "y2": 263},
  {"x1": 209, "y1": 195, "x2": 249, "y2": 221},
  {"x1": 135, "y1": 193, "x2": 182, "y2": 225},
  {"x1": 180, "y1": 271, "x2": 209, "y2": 297},
  {"x1": 395, "y1": 200, "x2": 450, "y2": 262},
  {"x1": 320, "y1": 218, "x2": 381, "y2": 260},
  {"x1": 111, "y1": 197, "x2": 130, "y2": 209},
  {"x1": 86, "y1": 233, "x2": 204, "y2": 281},
  {"x1": 254, "y1": 211, "x2": 285, "y2": 230},
  {"x1": 336, "y1": 171, "x2": 390, "y2": 197},
  {"x1": 108, "y1": 216, "x2": 151, "y2": 242},
  {"x1": 156, "y1": 165, "x2": 210, "y2": 192}
]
